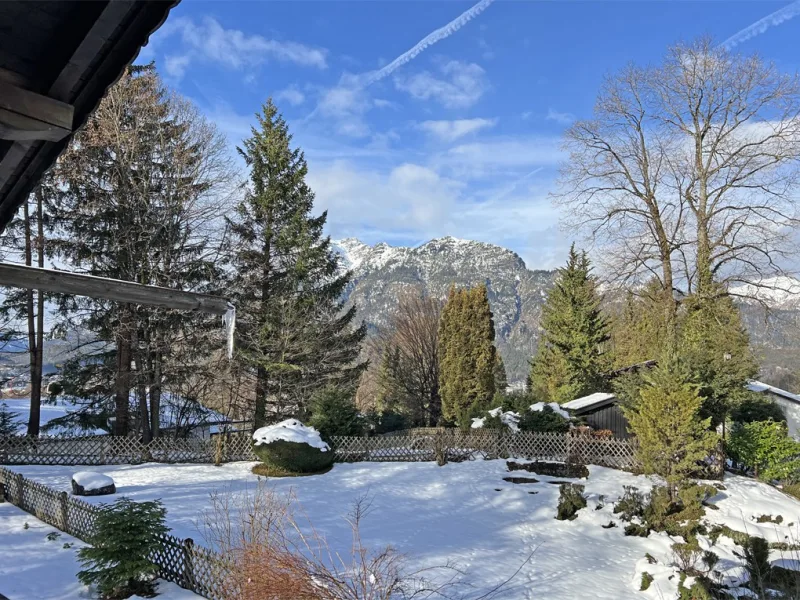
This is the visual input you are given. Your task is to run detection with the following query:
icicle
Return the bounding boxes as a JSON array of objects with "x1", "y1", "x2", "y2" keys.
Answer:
[{"x1": 222, "y1": 303, "x2": 236, "y2": 359}]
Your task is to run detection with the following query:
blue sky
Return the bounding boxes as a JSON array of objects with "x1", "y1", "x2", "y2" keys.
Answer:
[{"x1": 139, "y1": 0, "x2": 800, "y2": 269}]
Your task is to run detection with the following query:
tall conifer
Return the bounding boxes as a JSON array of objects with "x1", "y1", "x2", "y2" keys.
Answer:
[
  {"x1": 230, "y1": 99, "x2": 366, "y2": 426},
  {"x1": 529, "y1": 245, "x2": 610, "y2": 403},
  {"x1": 438, "y1": 285, "x2": 496, "y2": 427}
]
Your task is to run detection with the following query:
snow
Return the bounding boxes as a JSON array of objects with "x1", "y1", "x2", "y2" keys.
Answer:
[
  {"x1": 71, "y1": 471, "x2": 114, "y2": 492},
  {"x1": 0, "y1": 502, "x2": 201, "y2": 599},
  {"x1": 0, "y1": 398, "x2": 106, "y2": 436},
  {"x1": 562, "y1": 393, "x2": 617, "y2": 412},
  {"x1": 530, "y1": 401, "x2": 571, "y2": 419},
  {"x1": 11, "y1": 460, "x2": 800, "y2": 599},
  {"x1": 471, "y1": 406, "x2": 520, "y2": 431},
  {"x1": 252, "y1": 419, "x2": 330, "y2": 451},
  {"x1": 730, "y1": 276, "x2": 800, "y2": 308}
]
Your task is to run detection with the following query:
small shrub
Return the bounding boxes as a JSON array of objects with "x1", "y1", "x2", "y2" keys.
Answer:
[
  {"x1": 770, "y1": 541, "x2": 800, "y2": 551},
  {"x1": 756, "y1": 514, "x2": 783, "y2": 524},
  {"x1": 677, "y1": 573, "x2": 714, "y2": 600},
  {"x1": 308, "y1": 387, "x2": 363, "y2": 442},
  {"x1": 738, "y1": 536, "x2": 771, "y2": 597},
  {"x1": 645, "y1": 553, "x2": 657, "y2": 564},
  {"x1": 363, "y1": 410, "x2": 407, "y2": 435},
  {"x1": 640, "y1": 571, "x2": 654, "y2": 591},
  {"x1": 672, "y1": 540, "x2": 702, "y2": 573},
  {"x1": 77, "y1": 498, "x2": 169, "y2": 599},
  {"x1": 701, "y1": 551, "x2": 718, "y2": 574},
  {"x1": 556, "y1": 484, "x2": 586, "y2": 521},
  {"x1": 46, "y1": 531, "x2": 61, "y2": 541},
  {"x1": 708, "y1": 524, "x2": 749, "y2": 546},
  {"x1": 728, "y1": 419, "x2": 800, "y2": 481},
  {"x1": 782, "y1": 483, "x2": 800, "y2": 501},
  {"x1": 614, "y1": 486, "x2": 645, "y2": 522},
  {"x1": 624, "y1": 523, "x2": 649, "y2": 537}
]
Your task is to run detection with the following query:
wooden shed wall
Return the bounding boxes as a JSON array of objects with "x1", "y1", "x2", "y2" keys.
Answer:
[{"x1": 582, "y1": 404, "x2": 632, "y2": 439}]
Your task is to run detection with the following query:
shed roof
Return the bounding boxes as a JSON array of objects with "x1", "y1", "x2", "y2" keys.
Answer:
[
  {"x1": 0, "y1": 0, "x2": 177, "y2": 232},
  {"x1": 562, "y1": 392, "x2": 617, "y2": 413},
  {"x1": 747, "y1": 380, "x2": 800, "y2": 405}
]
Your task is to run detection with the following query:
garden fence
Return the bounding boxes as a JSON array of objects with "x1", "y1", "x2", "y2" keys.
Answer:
[
  {"x1": 0, "y1": 466, "x2": 235, "y2": 600},
  {"x1": 0, "y1": 430, "x2": 640, "y2": 470}
]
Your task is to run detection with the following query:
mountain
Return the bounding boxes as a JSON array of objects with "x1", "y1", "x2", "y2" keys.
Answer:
[{"x1": 334, "y1": 237, "x2": 556, "y2": 382}]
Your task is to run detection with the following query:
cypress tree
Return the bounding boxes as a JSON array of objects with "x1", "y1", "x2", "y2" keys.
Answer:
[
  {"x1": 438, "y1": 285, "x2": 496, "y2": 427},
  {"x1": 231, "y1": 99, "x2": 366, "y2": 426},
  {"x1": 494, "y1": 353, "x2": 508, "y2": 394},
  {"x1": 529, "y1": 245, "x2": 610, "y2": 403},
  {"x1": 623, "y1": 355, "x2": 717, "y2": 495}
]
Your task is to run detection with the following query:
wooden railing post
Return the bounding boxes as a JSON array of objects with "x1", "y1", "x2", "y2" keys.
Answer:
[
  {"x1": 58, "y1": 491, "x2": 69, "y2": 532},
  {"x1": 183, "y1": 538, "x2": 196, "y2": 589},
  {"x1": 13, "y1": 472, "x2": 23, "y2": 507}
]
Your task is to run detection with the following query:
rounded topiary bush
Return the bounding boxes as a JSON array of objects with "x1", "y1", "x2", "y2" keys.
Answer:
[{"x1": 252, "y1": 419, "x2": 334, "y2": 474}]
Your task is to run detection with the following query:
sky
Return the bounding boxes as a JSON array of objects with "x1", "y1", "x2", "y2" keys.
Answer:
[{"x1": 138, "y1": 0, "x2": 800, "y2": 270}]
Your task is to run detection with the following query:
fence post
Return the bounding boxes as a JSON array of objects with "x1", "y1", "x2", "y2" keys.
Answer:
[
  {"x1": 58, "y1": 491, "x2": 69, "y2": 532},
  {"x1": 14, "y1": 472, "x2": 23, "y2": 507},
  {"x1": 182, "y1": 538, "x2": 196, "y2": 590},
  {"x1": 565, "y1": 433, "x2": 573, "y2": 464}
]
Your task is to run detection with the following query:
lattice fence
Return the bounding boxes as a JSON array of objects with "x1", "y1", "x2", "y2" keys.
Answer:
[
  {"x1": 0, "y1": 466, "x2": 235, "y2": 600},
  {"x1": 333, "y1": 431, "x2": 639, "y2": 469},
  {"x1": 0, "y1": 433, "x2": 258, "y2": 466}
]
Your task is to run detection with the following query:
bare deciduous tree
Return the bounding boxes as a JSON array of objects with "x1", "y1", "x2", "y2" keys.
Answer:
[{"x1": 556, "y1": 37, "x2": 800, "y2": 318}]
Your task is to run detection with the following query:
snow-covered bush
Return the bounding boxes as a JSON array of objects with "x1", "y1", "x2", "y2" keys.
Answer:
[
  {"x1": 471, "y1": 407, "x2": 520, "y2": 432},
  {"x1": 77, "y1": 498, "x2": 168, "y2": 598},
  {"x1": 252, "y1": 419, "x2": 334, "y2": 474},
  {"x1": 518, "y1": 403, "x2": 571, "y2": 433}
]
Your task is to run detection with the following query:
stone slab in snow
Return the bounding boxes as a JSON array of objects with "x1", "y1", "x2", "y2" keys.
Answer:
[{"x1": 71, "y1": 471, "x2": 115, "y2": 496}]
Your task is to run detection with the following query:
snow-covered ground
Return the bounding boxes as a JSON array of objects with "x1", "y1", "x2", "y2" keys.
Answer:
[
  {"x1": 9, "y1": 460, "x2": 800, "y2": 599},
  {"x1": 0, "y1": 501, "x2": 201, "y2": 599}
]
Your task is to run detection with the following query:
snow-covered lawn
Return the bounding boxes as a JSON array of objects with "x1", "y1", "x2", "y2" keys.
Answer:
[
  {"x1": 8, "y1": 460, "x2": 800, "y2": 599},
  {"x1": 0, "y1": 501, "x2": 201, "y2": 599}
]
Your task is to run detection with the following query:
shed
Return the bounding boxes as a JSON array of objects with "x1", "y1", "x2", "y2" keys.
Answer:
[
  {"x1": 562, "y1": 392, "x2": 632, "y2": 439},
  {"x1": 746, "y1": 380, "x2": 800, "y2": 440}
]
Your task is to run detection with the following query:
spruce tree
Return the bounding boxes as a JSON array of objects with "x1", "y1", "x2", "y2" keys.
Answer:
[
  {"x1": 623, "y1": 355, "x2": 717, "y2": 495},
  {"x1": 679, "y1": 280, "x2": 759, "y2": 429},
  {"x1": 438, "y1": 285, "x2": 496, "y2": 427},
  {"x1": 46, "y1": 64, "x2": 233, "y2": 439},
  {"x1": 529, "y1": 245, "x2": 610, "y2": 403},
  {"x1": 231, "y1": 99, "x2": 366, "y2": 426},
  {"x1": 0, "y1": 403, "x2": 21, "y2": 436}
]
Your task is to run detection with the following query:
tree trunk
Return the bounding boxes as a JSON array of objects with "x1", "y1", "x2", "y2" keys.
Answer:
[
  {"x1": 149, "y1": 350, "x2": 161, "y2": 439},
  {"x1": 23, "y1": 196, "x2": 44, "y2": 437},
  {"x1": 114, "y1": 309, "x2": 132, "y2": 436}
]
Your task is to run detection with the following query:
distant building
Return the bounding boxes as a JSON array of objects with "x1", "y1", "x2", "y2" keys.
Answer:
[
  {"x1": 746, "y1": 381, "x2": 800, "y2": 439},
  {"x1": 562, "y1": 393, "x2": 632, "y2": 439},
  {"x1": 564, "y1": 380, "x2": 800, "y2": 441}
]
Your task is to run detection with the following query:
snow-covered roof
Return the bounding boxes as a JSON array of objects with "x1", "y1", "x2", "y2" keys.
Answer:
[
  {"x1": 746, "y1": 381, "x2": 800, "y2": 404},
  {"x1": 562, "y1": 393, "x2": 617, "y2": 412},
  {"x1": 530, "y1": 402, "x2": 570, "y2": 419}
]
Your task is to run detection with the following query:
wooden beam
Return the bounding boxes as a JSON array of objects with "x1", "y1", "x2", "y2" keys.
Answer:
[
  {"x1": 0, "y1": 82, "x2": 74, "y2": 142},
  {"x1": 0, "y1": 262, "x2": 230, "y2": 316}
]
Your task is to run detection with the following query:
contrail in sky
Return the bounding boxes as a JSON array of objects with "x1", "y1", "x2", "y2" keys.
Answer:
[
  {"x1": 720, "y1": 0, "x2": 800, "y2": 50},
  {"x1": 361, "y1": 0, "x2": 496, "y2": 87}
]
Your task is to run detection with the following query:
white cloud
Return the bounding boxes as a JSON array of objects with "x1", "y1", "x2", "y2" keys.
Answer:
[
  {"x1": 316, "y1": 76, "x2": 373, "y2": 137},
  {"x1": 395, "y1": 60, "x2": 489, "y2": 108},
  {"x1": 159, "y1": 16, "x2": 327, "y2": 79},
  {"x1": 434, "y1": 136, "x2": 564, "y2": 180},
  {"x1": 419, "y1": 118, "x2": 497, "y2": 142},
  {"x1": 275, "y1": 86, "x2": 306, "y2": 106},
  {"x1": 164, "y1": 55, "x2": 191, "y2": 79},
  {"x1": 546, "y1": 108, "x2": 575, "y2": 125}
]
